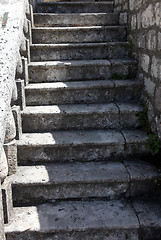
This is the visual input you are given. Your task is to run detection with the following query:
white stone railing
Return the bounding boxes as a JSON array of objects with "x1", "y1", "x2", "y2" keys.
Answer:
[{"x1": 0, "y1": 0, "x2": 31, "y2": 180}]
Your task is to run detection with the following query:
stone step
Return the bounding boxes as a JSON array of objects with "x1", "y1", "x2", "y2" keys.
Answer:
[
  {"x1": 25, "y1": 79, "x2": 142, "y2": 105},
  {"x1": 5, "y1": 198, "x2": 161, "y2": 240},
  {"x1": 30, "y1": 42, "x2": 129, "y2": 61},
  {"x1": 32, "y1": 26, "x2": 126, "y2": 44},
  {"x1": 34, "y1": 13, "x2": 119, "y2": 27},
  {"x1": 36, "y1": 1, "x2": 114, "y2": 13},
  {"x1": 28, "y1": 59, "x2": 137, "y2": 82},
  {"x1": 22, "y1": 103, "x2": 142, "y2": 132},
  {"x1": 17, "y1": 129, "x2": 148, "y2": 165},
  {"x1": 10, "y1": 160, "x2": 160, "y2": 205}
]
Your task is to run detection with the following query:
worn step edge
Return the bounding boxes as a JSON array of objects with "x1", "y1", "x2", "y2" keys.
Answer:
[
  {"x1": 5, "y1": 199, "x2": 161, "y2": 240},
  {"x1": 33, "y1": 13, "x2": 119, "y2": 27},
  {"x1": 10, "y1": 160, "x2": 161, "y2": 204},
  {"x1": 21, "y1": 103, "x2": 142, "y2": 131},
  {"x1": 25, "y1": 79, "x2": 142, "y2": 106},
  {"x1": 32, "y1": 25, "x2": 126, "y2": 31}
]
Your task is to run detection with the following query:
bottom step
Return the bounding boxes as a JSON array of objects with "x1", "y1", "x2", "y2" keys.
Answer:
[{"x1": 5, "y1": 198, "x2": 161, "y2": 240}]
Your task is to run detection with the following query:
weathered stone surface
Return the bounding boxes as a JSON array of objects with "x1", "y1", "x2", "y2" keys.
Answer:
[
  {"x1": 30, "y1": 42, "x2": 129, "y2": 61},
  {"x1": 1, "y1": 178, "x2": 13, "y2": 224},
  {"x1": 5, "y1": 200, "x2": 140, "y2": 240},
  {"x1": 28, "y1": 59, "x2": 137, "y2": 82},
  {"x1": 4, "y1": 140, "x2": 17, "y2": 176},
  {"x1": 34, "y1": 13, "x2": 119, "y2": 27},
  {"x1": 141, "y1": 54, "x2": 150, "y2": 73},
  {"x1": 32, "y1": 26, "x2": 127, "y2": 44}
]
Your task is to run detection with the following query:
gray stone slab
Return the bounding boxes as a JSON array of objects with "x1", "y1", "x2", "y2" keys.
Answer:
[
  {"x1": 32, "y1": 26, "x2": 127, "y2": 44},
  {"x1": 17, "y1": 130, "x2": 125, "y2": 163},
  {"x1": 11, "y1": 162, "x2": 129, "y2": 203},
  {"x1": 34, "y1": 13, "x2": 119, "y2": 27},
  {"x1": 5, "y1": 200, "x2": 139, "y2": 240}
]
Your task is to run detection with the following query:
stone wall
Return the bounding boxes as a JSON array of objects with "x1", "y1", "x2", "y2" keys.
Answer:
[
  {"x1": 114, "y1": 0, "x2": 161, "y2": 138},
  {"x1": 0, "y1": 0, "x2": 32, "y2": 237}
]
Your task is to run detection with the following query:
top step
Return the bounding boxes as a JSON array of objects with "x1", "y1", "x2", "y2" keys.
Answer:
[{"x1": 36, "y1": 1, "x2": 114, "y2": 13}]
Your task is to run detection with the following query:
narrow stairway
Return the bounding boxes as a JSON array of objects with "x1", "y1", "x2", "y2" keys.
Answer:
[{"x1": 5, "y1": 1, "x2": 161, "y2": 239}]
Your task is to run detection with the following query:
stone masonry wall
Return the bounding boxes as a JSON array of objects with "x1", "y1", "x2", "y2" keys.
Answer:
[{"x1": 114, "y1": 0, "x2": 161, "y2": 138}]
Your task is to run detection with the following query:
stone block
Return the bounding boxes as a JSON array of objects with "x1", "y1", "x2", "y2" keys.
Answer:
[
  {"x1": 144, "y1": 77, "x2": 155, "y2": 96},
  {"x1": 151, "y1": 56, "x2": 161, "y2": 79},
  {"x1": 119, "y1": 12, "x2": 127, "y2": 25},
  {"x1": 155, "y1": 87, "x2": 161, "y2": 112},
  {"x1": 0, "y1": 181, "x2": 5, "y2": 240},
  {"x1": 155, "y1": 2, "x2": 161, "y2": 27},
  {"x1": 131, "y1": 14, "x2": 137, "y2": 30},
  {"x1": 147, "y1": 30, "x2": 156, "y2": 51},
  {"x1": 141, "y1": 4, "x2": 155, "y2": 28},
  {"x1": 2, "y1": 178, "x2": 13, "y2": 224},
  {"x1": 158, "y1": 32, "x2": 161, "y2": 50},
  {"x1": 15, "y1": 79, "x2": 26, "y2": 110},
  {"x1": 4, "y1": 140, "x2": 17, "y2": 176},
  {"x1": 0, "y1": 148, "x2": 8, "y2": 181},
  {"x1": 12, "y1": 106, "x2": 22, "y2": 140},
  {"x1": 4, "y1": 108, "x2": 16, "y2": 144},
  {"x1": 141, "y1": 54, "x2": 150, "y2": 73}
]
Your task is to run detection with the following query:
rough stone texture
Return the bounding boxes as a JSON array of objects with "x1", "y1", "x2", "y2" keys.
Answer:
[
  {"x1": 34, "y1": 13, "x2": 119, "y2": 27},
  {"x1": 0, "y1": 181, "x2": 5, "y2": 240},
  {"x1": 114, "y1": 0, "x2": 161, "y2": 138},
  {"x1": 1, "y1": 178, "x2": 13, "y2": 224},
  {"x1": 4, "y1": 140, "x2": 17, "y2": 176}
]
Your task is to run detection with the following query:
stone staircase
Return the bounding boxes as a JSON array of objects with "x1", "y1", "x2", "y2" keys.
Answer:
[{"x1": 5, "y1": 1, "x2": 161, "y2": 239}]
